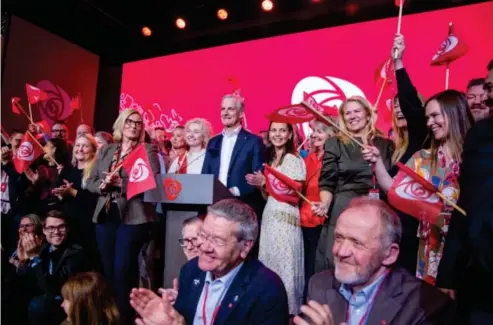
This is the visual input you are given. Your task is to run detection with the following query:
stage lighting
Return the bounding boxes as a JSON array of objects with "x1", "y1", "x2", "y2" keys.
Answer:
[
  {"x1": 176, "y1": 18, "x2": 186, "y2": 29},
  {"x1": 217, "y1": 9, "x2": 228, "y2": 20},
  {"x1": 261, "y1": 0, "x2": 274, "y2": 12},
  {"x1": 141, "y1": 26, "x2": 152, "y2": 37}
]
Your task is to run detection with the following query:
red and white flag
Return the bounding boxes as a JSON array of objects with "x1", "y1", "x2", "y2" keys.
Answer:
[
  {"x1": 11, "y1": 97, "x2": 21, "y2": 115},
  {"x1": 265, "y1": 104, "x2": 314, "y2": 124},
  {"x1": 121, "y1": 144, "x2": 157, "y2": 199},
  {"x1": 70, "y1": 95, "x2": 81, "y2": 110},
  {"x1": 13, "y1": 132, "x2": 44, "y2": 173},
  {"x1": 388, "y1": 162, "x2": 443, "y2": 224},
  {"x1": 374, "y1": 58, "x2": 395, "y2": 89},
  {"x1": 394, "y1": 0, "x2": 405, "y2": 7},
  {"x1": 25, "y1": 83, "x2": 48, "y2": 104},
  {"x1": 431, "y1": 25, "x2": 468, "y2": 66},
  {"x1": 263, "y1": 164, "x2": 303, "y2": 205}
]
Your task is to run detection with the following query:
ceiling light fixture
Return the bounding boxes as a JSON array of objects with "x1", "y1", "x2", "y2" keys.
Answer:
[
  {"x1": 176, "y1": 18, "x2": 186, "y2": 29},
  {"x1": 261, "y1": 0, "x2": 274, "y2": 12},
  {"x1": 141, "y1": 26, "x2": 152, "y2": 37},
  {"x1": 217, "y1": 9, "x2": 228, "y2": 20}
]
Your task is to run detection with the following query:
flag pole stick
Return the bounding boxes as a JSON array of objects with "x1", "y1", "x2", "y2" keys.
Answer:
[
  {"x1": 445, "y1": 64, "x2": 450, "y2": 90},
  {"x1": 28, "y1": 103, "x2": 33, "y2": 122},
  {"x1": 436, "y1": 191, "x2": 466, "y2": 216},
  {"x1": 297, "y1": 136, "x2": 310, "y2": 152},
  {"x1": 374, "y1": 74, "x2": 388, "y2": 110},
  {"x1": 79, "y1": 93, "x2": 84, "y2": 124},
  {"x1": 393, "y1": 0, "x2": 404, "y2": 59},
  {"x1": 301, "y1": 101, "x2": 365, "y2": 148},
  {"x1": 1, "y1": 127, "x2": 10, "y2": 144}
]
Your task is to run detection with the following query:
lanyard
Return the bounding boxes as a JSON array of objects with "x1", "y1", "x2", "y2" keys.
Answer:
[
  {"x1": 202, "y1": 282, "x2": 222, "y2": 325},
  {"x1": 48, "y1": 246, "x2": 55, "y2": 275},
  {"x1": 345, "y1": 270, "x2": 389, "y2": 325}
]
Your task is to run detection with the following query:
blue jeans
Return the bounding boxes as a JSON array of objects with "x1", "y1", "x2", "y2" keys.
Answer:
[{"x1": 95, "y1": 208, "x2": 150, "y2": 325}]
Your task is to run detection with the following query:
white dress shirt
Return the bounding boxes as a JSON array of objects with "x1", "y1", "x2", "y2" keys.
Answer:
[
  {"x1": 193, "y1": 263, "x2": 244, "y2": 325},
  {"x1": 218, "y1": 126, "x2": 242, "y2": 195}
]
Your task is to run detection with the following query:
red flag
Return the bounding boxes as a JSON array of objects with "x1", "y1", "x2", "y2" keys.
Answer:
[
  {"x1": 11, "y1": 97, "x2": 21, "y2": 114},
  {"x1": 13, "y1": 132, "x2": 44, "y2": 173},
  {"x1": 303, "y1": 92, "x2": 339, "y2": 117},
  {"x1": 394, "y1": 0, "x2": 404, "y2": 6},
  {"x1": 374, "y1": 58, "x2": 395, "y2": 88},
  {"x1": 25, "y1": 83, "x2": 48, "y2": 104},
  {"x1": 70, "y1": 95, "x2": 81, "y2": 110},
  {"x1": 121, "y1": 144, "x2": 157, "y2": 199},
  {"x1": 431, "y1": 24, "x2": 468, "y2": 66},
  {"x1": 388, "y1": 162, "x2": 443, "y2": 224},
  {"x1": 265, "y1": 104, "x2": 315, "y2": 124},
  {"x1": 263, "y1": 164, "x2": 303, "y2": 205}
]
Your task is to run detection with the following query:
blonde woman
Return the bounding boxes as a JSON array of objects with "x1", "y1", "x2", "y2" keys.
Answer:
[
  {"x1": 86, "y1": 108, "x2": 160, "y2": 324},
  {"x1": 312, "y1": 96, "x2": 394, "y2": 272},
  {"x1": 169, "y1": 118, "x2": 212, "y2": 174}
]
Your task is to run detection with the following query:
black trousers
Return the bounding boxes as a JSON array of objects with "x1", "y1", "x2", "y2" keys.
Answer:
[{"x1": 302, "y1": 225, "x2": 322, "y2": 302}]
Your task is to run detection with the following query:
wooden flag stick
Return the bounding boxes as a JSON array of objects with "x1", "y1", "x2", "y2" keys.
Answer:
[
  {"x1": 374, "y1": 75, "x2": 388, "y2": 110},
  {"x1": 28, "y1": 103, "x2": 33, "y2": 122},
  {"x1": 393, "y1": 0, "x2": 404, "y2": 59},
  {"x1": 297, "y1": 135, "x2": 310, "y2": 152},
  {"x1": 301, "y1": 101, "x2": 365, "y2": 148},
  {"x1": 294, "y1": 189, "x2": 329, "y2": 219},
  {"x1": 79, "y1": 93, "x2": 84, "y2": 124},
  {"x1": 445, "y1": 64, "x2": 450, "y2": 90},
  {"x1": 436, "y1": 191, "x2": 466, "y2": 216}
]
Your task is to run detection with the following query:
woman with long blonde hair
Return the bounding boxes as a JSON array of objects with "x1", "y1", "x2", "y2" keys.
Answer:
[
  {"x1": 61, "y1": 272, "x2": 119, "y2": 325},
  {"x1": 312, "y1": 96, "x2": 394, "y2": 272}
]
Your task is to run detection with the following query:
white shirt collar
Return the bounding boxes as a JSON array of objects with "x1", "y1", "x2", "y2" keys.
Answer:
[
  {"x1": 205, "y1": 262, "x2": 244, "y2": 286},
  {"x1": 222, "y1": 125, "x2": 242, "y2": 138}
]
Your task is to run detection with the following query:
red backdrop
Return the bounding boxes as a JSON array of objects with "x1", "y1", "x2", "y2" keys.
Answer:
[{"x1": 121, "y1": 2, "x2": 493, "y2": 136}]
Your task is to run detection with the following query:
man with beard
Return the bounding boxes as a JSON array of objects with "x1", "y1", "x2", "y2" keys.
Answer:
[
  {"x1": 295, "y1": 198, "x2": 454, "y2": 325},
  {"x1": 466, "y1": 78, "x2": 490, "y2": 121}
]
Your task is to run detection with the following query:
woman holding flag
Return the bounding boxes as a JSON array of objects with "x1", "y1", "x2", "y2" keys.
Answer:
[
  {"x1": 246, "y1": 121, "x2": 306, "y2": 316},
  {"x1": 86, "y1": 108, "x2": 160, "y2": 324},
  {"x1": 363, "y1": 90, "x2": 473, "y2": 287},
  {"x1": 312, "y1": 96, "x2": 394, "y2": 273}
]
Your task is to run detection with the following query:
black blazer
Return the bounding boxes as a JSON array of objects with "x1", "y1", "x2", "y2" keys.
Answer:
[
  {"x1": 174, "y1": 258, "x2": 289, "y2": 325},
  {"x1": 308, "y1": 268, "x2": 455, "y2": 325}
]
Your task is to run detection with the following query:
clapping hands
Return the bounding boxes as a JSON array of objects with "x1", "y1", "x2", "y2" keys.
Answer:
[{"x1": 130, "y1": 285, "x2": 185, "y2": 325}]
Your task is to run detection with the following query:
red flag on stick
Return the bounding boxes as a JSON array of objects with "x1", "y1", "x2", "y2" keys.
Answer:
[
  {"x1": 121, "y1": 144, "x2": 157, "y2": 199},
  {"x1": 70, "y1": 95, "x2": 81, "y2": 110},
  {"x1": 394, "y1": 0, "x2": 405, "y2": 7},
  {"x1": 374, "y1": 58, "x2": 395, "y2": 88},
  {"x1": 263, "y1": 164, "x2": 303, "y2": 205},
  {"x1": 431, "y1": 23, "x2": 469, "y2": 66},
  {"x1": 11, "y1": 97, "x2": 21, "y2": 114},
  {"x1": 25, "y1": 83, "x2": 48, "y2": 104},
  {"x1": 265, "y1": 104, "x2": 315, "y2": 124},
  {"x1": 13, "y1": 132, "x2": 44, "y2": 173}
]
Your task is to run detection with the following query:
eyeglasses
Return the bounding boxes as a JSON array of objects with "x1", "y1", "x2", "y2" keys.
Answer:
[
  {"x1": 52, "y1": 129, "x2": 67, "y2": 133},
  {"x1": 192, "y1": 232, "x2": 238, "y2": 248},
  {"x1": 43, "y1": 224, "x2": 67, "y2": 233},
  {"x1": 125, "y1": 118, "x2": 143, "y2": 128},
  {"x1": 19, "y1": 223, "x2": 34, "y2": 230},
  {"x1": 178, "y1": 238, "x2": 197, "y2": 247}
]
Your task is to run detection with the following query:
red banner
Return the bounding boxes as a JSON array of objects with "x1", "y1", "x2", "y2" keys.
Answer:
[{"x1": 121, "y1": 144, "x2": 157, "y2": 199}]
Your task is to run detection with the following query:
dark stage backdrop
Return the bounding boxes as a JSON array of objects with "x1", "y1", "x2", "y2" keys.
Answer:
[{"x1": 1, "y1": 16, "x2": 100, "y2": 137}]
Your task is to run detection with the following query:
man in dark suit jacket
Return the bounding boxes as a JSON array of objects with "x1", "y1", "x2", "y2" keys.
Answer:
[
  {"x1": 201, "y1": 94, "x2": 265, "y2": 212},
  {"x1": 130, "y1": 199, "x2": 289, "y2": 325},
  {"x1": 294, "y1": 198, "x2": 454, "y2": 325},
  {"x1": 436, "y1": 114, "x2": 493, "y2": 325}
]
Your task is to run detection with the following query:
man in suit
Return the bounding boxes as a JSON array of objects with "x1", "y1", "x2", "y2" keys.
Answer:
[
  {"x1": 130, "y1": 198, "x2": 289, "y2": 325},
  {"x1": 294, "y1": 198, "x2": 454, "y2": 325},
  {"x1": 201, "y1": 94, "x2": 265, "y2": 214},
  {"x1": 435, "y1": 61, "x2": 493, "y2": 325}
]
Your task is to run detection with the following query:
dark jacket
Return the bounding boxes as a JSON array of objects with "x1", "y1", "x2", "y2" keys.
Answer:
[
  {"x1": 308, "y1": 268, "x2": 455, "y2": 325},
  {"x1": 174, "y1": 258, "x2": 289, "y2": 325}
]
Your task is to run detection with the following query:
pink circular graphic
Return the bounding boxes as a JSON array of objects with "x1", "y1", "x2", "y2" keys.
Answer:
[
  {"x1": 36, "y1": 80, "x2": 72, "y2": 124},
  {"x1": 277, "y1": 106, "x2": 312, "y2": 118},
  {"x1": 17, "y1": 142, "x2": 34, "y2": 161}
]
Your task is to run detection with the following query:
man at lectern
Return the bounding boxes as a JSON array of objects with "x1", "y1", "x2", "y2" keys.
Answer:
[{"x1": 201, "y1": 93, "x2": 265, "y2": 223}]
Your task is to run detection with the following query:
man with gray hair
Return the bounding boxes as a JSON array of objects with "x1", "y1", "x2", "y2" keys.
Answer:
[
  {"x1": 201, "y1": 94, "x2": 265, "y2": 256},
  {"x1": 130, "y1": 198, "x2": 289, "y2": 325},
  {"x1": 295, "y1": 198, "x2": 455, "y2": 325}
]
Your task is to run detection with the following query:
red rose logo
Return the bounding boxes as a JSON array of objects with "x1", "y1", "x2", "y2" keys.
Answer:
[{"x1": 164, "y1": 177, "x2": 182, "y2": 201}]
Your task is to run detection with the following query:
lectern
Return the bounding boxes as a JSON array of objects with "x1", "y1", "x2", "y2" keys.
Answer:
[{"x1": 144, "y1": 174, "x2": 233, "y2": 287}]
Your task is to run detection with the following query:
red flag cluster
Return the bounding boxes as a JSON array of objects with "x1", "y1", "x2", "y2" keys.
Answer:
[{"x1": 263, "y1": 164, "x2": 303, "y2": 205}]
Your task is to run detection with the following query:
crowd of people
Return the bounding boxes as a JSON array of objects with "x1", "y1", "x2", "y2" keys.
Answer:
[{"x1": 1, "y1": 34, "x2": 492, "y2": 325}]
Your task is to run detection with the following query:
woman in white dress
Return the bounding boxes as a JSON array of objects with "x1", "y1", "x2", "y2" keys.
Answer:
[
  {"x1": 168, "y1": 118, "x2": 212, "y2": 174},
  {"x1": 246, "y1": 121, "x2": 306, "y2": 315}
]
